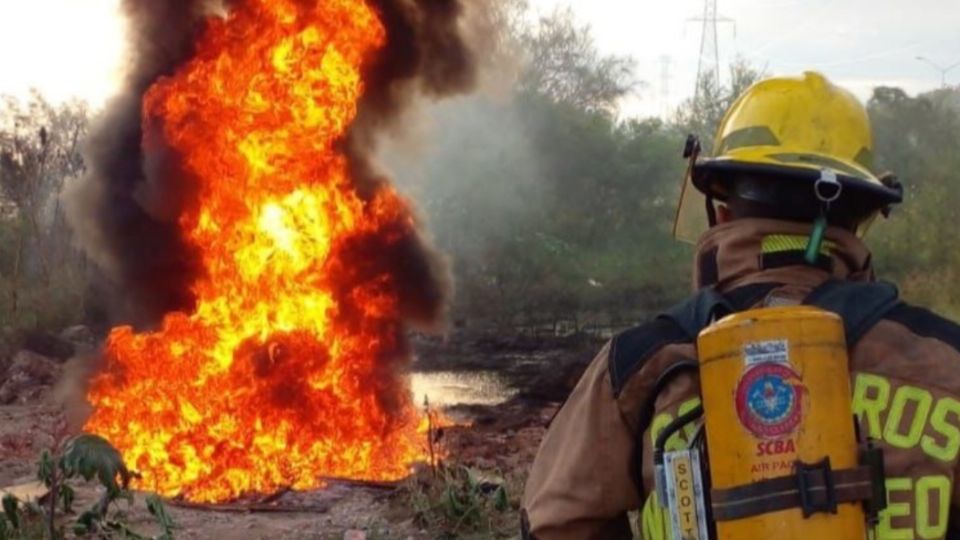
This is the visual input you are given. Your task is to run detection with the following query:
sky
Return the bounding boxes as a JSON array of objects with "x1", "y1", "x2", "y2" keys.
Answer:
[
  {"x1": 1, "y1": 0, "x2": 958, "y2": 119},
  {"x1": 527, "y1": 0, "x2": 960, "y2": 117},
  {"x1": 0, "y1": 0, "x2": 125, "y2": 107}
]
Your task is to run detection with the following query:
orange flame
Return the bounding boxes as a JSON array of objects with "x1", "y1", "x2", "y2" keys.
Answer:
[{"x1": 85, "y1": 0, "x2": 431, "y2": 502}]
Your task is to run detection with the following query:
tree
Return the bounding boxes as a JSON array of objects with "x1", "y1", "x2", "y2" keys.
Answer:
[
  {"x1": 674, "y1": 58, "x2": 766, "y2": 150},
  {"x1": 867, "y1": 86, "x2": 960, "y2": 316},
  {"x1": 0, "y1": 91, "x2": 90, "y2": 329},
  {"x1": 518, "y1": 8, "x2": 638, "y2": 114},
  {"x1": 390, "y1": 3, "x2": 709, "y2": 331},
  {"x1": 391, "y1": 8, "x2": 774, "y2": 331}
]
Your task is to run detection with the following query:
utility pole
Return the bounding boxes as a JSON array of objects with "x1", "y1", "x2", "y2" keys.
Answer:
[
  {"x1": 916, "y1": 56, "x2": 960, "y2": 88},
  {"x1": 689, "y1": 0, "x2": 735, "y2": 101}
]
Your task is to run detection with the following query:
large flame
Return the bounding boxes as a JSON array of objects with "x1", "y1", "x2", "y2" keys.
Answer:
[{"x1": 85, "y1": 0, "x2": 431, "y2": 502}]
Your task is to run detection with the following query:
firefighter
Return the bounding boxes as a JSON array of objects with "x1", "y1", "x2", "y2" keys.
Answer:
[{"x1": 521, "y1": 72, "x2": 960, "y2": 539}]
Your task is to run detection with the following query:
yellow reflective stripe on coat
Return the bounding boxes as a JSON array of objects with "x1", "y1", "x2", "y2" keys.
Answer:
[
  {"x1": 761, "y1": 234, "x2": 835, "y2": 256},
  {"x1": 640, "y1": 491, "x2": 671, "y2": 540}
]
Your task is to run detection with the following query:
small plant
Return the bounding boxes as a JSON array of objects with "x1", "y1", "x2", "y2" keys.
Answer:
[
  {"x1": 0, "y1": 433, "x2": 176, "y2": 540},
  {"x1": 404, "y1": 463, "x2": 514, "y2": 539},
  {"x1": 1, "y1": 492, "x2": 46, "y2": 539}
]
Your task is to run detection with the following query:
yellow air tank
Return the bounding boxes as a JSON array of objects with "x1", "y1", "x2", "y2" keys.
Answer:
[{"x1": 697, "y1": 305, "x2": 868, "y2": 539}]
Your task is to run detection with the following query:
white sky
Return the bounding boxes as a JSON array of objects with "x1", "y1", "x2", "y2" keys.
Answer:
[
  {"x1": 1, "y1": 0, "x2": 958, "y2": 119},
  {"x1": 0, "y1": 0, "x2": 125, "y2": 107},
  {"x1": 528, "y1": 0, "x2": 960, "y2": 117}
]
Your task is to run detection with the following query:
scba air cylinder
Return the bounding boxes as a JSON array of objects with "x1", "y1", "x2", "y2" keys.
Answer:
[{"x1": 697, "y1": 306, "x2": 869, "y2": 539}]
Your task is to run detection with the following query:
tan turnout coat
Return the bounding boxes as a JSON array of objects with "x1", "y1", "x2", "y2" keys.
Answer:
[{"x1": 523, "y1": 219, "x2": 960, "y2": 540}]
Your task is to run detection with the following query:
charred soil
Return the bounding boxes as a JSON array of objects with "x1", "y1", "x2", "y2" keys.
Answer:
[{"x1": 0, "y1": 331, "x2": 590, "y2": 539}]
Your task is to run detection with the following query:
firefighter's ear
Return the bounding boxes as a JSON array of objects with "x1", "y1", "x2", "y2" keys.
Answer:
[{"x1": 716, "y1": 204, "x2": 733, "y2": 224}]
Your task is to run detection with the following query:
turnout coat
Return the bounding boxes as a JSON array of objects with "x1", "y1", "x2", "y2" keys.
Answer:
[{"x1": 522, "y1": 219, "x2": 960, "y2": 540}]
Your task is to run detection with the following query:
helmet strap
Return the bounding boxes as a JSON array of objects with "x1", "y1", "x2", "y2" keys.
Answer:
[
  {"x1": 804, "y1": 215, "x2": 829, "y2": 265},
  {"x1": 804, "y1": 170, "x2": 843, "y2": 265},
  {"x1": 705, "y1": 195, "x2": 718, "y2": 228}
]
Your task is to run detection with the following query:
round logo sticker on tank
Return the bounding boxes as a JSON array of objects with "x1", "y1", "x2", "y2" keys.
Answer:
[{"x1": 735, "y1": 363, "x2": 804, "y2": 439}]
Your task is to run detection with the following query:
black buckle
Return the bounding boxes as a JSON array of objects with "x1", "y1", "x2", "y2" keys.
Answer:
[
  {"x1": 861, "y1": 440, "x2": 888, "y2": 523},
  {"x1": 795, "y1": 457, "x2": 838, "y2": 518}
]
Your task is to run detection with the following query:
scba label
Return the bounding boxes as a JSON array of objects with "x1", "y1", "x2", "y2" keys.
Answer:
[{"x1": 756, "y1": 439, "x2": 796, "y2": 456}]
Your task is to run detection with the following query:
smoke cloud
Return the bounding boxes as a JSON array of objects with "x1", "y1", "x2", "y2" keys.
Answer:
[
  {"x1": 345, "y1": 0, "x2": 483, "y2": 328},
  {"x1": 63, "y1": 0, "x2": 215, "y2": 327},
  {"x1": 65, "y1": 0, "x2": 485, "y2": 329}
]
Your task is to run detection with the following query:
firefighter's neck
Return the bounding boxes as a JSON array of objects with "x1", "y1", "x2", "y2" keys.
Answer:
[{"x1": 693, "y1": 218, "x2": 875, "y2": 292}]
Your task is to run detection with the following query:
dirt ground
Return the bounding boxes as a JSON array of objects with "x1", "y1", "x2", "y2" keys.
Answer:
[{"x1": 0, "y1": 332, "x2": 588, "y2": 539}]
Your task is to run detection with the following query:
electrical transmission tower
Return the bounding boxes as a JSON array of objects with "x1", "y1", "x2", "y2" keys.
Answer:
[{"x1": 689, "y1": 0, "x2": 734, "y2": 100}]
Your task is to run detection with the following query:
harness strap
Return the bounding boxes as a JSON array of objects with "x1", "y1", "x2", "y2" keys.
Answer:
[
  {"x1": 610, "y1": 282, "x2": 782, "y2": 396},
  {"x1": 803, "y1": 280, "x2": 901, "y2": 344},
  {"x1": 662, "y1": 282, "x2": 783, "y2": 340},
  {"x1": 711, "y1": 464, "x2": 875, "y2": 522}
]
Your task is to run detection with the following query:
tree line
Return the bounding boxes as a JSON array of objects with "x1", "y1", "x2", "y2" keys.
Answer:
[{"x1": 397, "y1": 5, "x2": 960, "y2": 333}]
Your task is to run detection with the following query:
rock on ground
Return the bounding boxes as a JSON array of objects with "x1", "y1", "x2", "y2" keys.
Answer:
[
  {"x1": 59, "y1": 325, "x2": 97, "y2": 355},
  {"x1": 0, "y1": 326, "x2": 18, "y2": 378},
  {"x1": 0, "y1": 351, "x2": 62, "y2": 404},
  {"x1": 20, "y1": 331, "x2": 75, "y2": 361}
]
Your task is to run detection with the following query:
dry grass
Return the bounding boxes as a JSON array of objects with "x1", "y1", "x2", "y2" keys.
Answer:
[{"x1": 395, "y1": 462, "x2": 524, "y2": 540}]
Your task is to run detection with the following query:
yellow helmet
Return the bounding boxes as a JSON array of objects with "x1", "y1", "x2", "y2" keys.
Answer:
[{"x1": 674, "y1": 71, "x2": 903, "y2": 242}]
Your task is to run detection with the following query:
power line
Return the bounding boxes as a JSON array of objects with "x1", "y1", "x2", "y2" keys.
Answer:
[{"x1": 916, "y1": 56, "x2": 960, "y2": 88}]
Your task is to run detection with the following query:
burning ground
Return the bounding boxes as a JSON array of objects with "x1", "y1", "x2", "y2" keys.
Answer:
[{"x1": 0, "y1": 328, "x2": 580, "y2": 538}]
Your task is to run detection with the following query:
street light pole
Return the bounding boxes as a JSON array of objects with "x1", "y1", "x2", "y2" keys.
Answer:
[{"x1": 916, "y1": 56, "x2": 960, "y2": 88}]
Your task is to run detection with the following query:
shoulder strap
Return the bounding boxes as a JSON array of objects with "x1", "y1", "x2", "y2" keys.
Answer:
[
  {"x1": 803, "y1": 280, "x2": 901, "y2": 345},
  {"x1": 609, "y1": 282, "x2": 781, "y2": 396},
  {"x1": 885, "y1": 303, "x2": 960, "y2": 353},
  {"x1": 662, "y1": 282, "x2": 783, "y2": 339},
  {"x1": 609, "y1": 318, "x2": 688, "y2": 397}
]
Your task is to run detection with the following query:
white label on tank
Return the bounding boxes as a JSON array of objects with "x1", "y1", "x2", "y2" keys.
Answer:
[{"x1": 744, "y1": 339, "x2": 789, "y2": 366}]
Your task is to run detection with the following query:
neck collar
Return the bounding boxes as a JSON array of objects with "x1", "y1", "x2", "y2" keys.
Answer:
[{"x1": 693, "y1": 218, "x2": 875, "y2": 291}]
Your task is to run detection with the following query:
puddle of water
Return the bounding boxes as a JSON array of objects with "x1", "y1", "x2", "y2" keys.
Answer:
[{"x1": 410, "y1": 371, "x2": 516, "y2": 407}]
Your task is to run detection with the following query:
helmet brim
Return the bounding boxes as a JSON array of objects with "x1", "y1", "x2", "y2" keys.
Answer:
[
  {"x1": 693, "y1": 159, "x2": 903, "y2": 207},
  {"x1": 673, "y1": 158, "x2": 903, "y2": 243}
]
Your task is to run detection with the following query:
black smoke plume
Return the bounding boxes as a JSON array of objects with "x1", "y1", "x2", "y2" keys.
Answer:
[
  {"x1": 348, "y1": 0, "x2": 479, "y2": 327},
  {"x1": 64, "y1": 0, "x2": 213, "y2": 327},
  {"x1": 66, "y1": 0, "x2": 481, "y2": 329}
]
